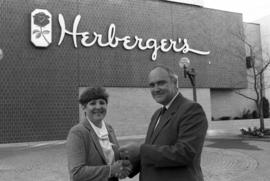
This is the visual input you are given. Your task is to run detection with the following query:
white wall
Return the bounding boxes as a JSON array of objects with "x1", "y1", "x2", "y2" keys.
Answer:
[
  {"x1": 179, "y1": 88, "x2": 211, "y2": 121},
  {"x1": 211, "y1": 89, "x2": 256, "y2": 120},
  {"x1": 79, "y1": 87, "x2": 211, "y2": 136}
]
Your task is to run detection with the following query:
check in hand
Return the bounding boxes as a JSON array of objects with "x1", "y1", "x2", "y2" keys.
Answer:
[{"x1": 111, "y1": 160, "x2": 132, "y2": 179}]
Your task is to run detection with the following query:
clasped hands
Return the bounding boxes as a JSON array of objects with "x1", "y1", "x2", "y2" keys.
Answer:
[
  {"x1": 111, "y1": 160, "x2": 132, "y2": 179},
  {"x1": 111, "y1": 142, "x2": 141, "y2": 179}
]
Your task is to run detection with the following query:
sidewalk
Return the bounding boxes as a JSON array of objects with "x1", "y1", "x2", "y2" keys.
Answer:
[{"x1": 0, "y1": 119, "x2": 270, "y2": 181}]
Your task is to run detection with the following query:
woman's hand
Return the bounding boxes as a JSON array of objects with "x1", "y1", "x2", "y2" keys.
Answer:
[{"x1": 110, "y1": 160, "x2": 132, "y2": 179}]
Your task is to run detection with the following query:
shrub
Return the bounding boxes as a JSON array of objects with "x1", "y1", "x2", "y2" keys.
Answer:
[
  {"x1": 233, "y1": 117, "x2": 241, "y2": 120},
  {"x1": 241, "y1": 109, "x2": 252, "y2": 119},
  {"x1": 240, "y1": 127, "x2": 264, "y2": 137},
  {"x1": 252, "y1": 110, "x2": 258, "y2": 119},
  {"x1": 264, "y1": 129, "x2": 270, "y2": 135},
  {"x1": 219, "y1": 116, "x2": 231, "y2": 120}
]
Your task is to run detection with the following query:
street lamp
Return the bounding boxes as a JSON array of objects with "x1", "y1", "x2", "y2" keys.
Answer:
[
  {"x1": 179, "y1": 57, "x2": 197, "y2": 102},
  {"x1": 0, "y1": 48, "x2": 3, "y2": 61}
]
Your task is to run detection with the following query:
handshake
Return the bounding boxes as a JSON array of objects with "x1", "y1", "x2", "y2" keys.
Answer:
[
  {"x1": 110, "y1": 159, "x2": 132, "y2": 179},
  {"x1": 110, "y1": 142, "x2": 141, "y2": 179}
]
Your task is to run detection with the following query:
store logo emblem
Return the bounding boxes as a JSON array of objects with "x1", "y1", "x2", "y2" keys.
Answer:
[{"x1": 31, "y1": 9, "x2": 52, "y2": 47}]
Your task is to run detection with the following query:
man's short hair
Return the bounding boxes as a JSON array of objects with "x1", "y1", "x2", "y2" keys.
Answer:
[{"x1": 151, "y1": 65, "x2": 178, "y2": 85}]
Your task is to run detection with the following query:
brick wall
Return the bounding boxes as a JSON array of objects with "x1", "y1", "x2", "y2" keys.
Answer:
[{"x1": 0, "y1": 0, "x2": 245, "y2": 143}]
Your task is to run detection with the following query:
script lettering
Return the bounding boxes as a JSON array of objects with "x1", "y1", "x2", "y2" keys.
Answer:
[{"x1": 58, "y1": 14, "x2": 210, "y2": 61}]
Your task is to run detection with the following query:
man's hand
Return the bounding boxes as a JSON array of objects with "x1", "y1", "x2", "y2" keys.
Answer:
[
  {"x1": 116, "y1": 160, "x2": 133, "y2": 179},
  {"x1": 111, "y1": 160, "x2": 133, "y2": 179},
  {"x1": 119, "y1": 142, "x2": 141, "y2": 161}
]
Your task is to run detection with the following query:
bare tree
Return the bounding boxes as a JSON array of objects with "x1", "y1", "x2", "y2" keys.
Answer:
[{"x1": 232, "y1": 24, "x2": 270, "y2": 131}]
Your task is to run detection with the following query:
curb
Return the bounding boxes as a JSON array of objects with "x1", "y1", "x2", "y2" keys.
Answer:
[
  {"x1": 1, "y1": 129, "x2": 269, "y2": 149},
  {"x1": 0, "y1": 140, "x2": 66, "y2": 149},
  {"x1": 0, "y1": 135, "x2": 146, "y2": 149}
]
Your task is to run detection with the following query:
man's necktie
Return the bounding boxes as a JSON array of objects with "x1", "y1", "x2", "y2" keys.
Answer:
[
  {"x1": 154, "y1": 106, "x2": 167, "y2": 130},
  {"x1": 160, "y1": 106, "x2": 167, "y2": 116}
]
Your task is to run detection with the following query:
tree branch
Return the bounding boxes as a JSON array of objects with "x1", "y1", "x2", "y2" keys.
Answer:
[{"x1": 234, "y1": 91, "x2": 256, "y2": 102}]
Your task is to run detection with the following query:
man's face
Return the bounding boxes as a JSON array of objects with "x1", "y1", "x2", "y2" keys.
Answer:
[{"x1": 148, "y1": 67, "x2": 177, "y2": 105}]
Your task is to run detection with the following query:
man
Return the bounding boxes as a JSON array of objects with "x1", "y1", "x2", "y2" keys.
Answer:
[{"x1": 120, "y1": 65, "x2": 208, "y2": 181}]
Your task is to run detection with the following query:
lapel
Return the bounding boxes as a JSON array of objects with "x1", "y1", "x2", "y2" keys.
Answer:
[
  {"x1": 106, "y1": 123, "x2": 120, "y2": 161},
  {"x1": 81, "y1": 118, "x2": 107, "y2": 164},
  {"x1": 149, "y1": 93, "x2": 183, "y2": 144},
  {"x1": 145, "y1": 108, "x2": 163, "y2": 144}
]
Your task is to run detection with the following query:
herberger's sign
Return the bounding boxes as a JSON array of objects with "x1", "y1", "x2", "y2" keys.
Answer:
[{"x1": 31, "y1": 9, "x2": 210, "y2": 61}]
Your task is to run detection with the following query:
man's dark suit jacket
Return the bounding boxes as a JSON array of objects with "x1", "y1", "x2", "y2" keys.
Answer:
[
  {"x1": 66, "y1": 118, "x2": 120, "y2": 181},
  {"x1": 137, "y1": 93, "x2": 208, "y2": 181}
]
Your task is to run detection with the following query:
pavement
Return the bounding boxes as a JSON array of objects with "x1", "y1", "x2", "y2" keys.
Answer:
[{"x1": 0, "y1": 119, "x2": 270, "y2": 181}]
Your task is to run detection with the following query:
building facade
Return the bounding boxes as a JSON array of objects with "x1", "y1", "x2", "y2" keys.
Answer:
[
  {"x1": 211, "y1": 22, "x2": 262, "y2": 120},
  {"x1": 255, "y1": 15, "x2": 270, "y2": 101},
  {"x1": 0, "y1": 0, "x2": 254, "y2": 143}
]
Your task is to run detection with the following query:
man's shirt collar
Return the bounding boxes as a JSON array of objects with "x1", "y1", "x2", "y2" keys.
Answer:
[{"x1": 164, "y1": 90, "x2": 180, "y2": 109}]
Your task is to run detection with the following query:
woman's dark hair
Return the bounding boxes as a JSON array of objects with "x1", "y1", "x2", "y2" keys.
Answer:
[{"x1": 79, "y1": 87, "x2": 109, "y2": 106}]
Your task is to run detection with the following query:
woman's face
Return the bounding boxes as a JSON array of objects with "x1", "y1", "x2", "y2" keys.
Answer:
[{"x1": 84, "y1": 99, "x2": 107, "y2": 123}]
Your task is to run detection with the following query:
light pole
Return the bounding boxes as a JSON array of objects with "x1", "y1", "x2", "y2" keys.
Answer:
[
  {"x1": 179, "y1": 57, "x2": 197, "y2": 102},
  {"x1": 0, "y1": 48, "x2": 3, "y2": 61}
]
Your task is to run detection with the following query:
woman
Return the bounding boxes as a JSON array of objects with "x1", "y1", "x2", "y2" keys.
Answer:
[{"x1": 67, "y1": 86, "x2": 131, "y2": 181}]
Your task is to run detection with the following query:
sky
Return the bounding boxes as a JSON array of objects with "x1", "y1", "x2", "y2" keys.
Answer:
[{"x1": 203, "y1": 0, "x2": 270, "y2": 22}]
